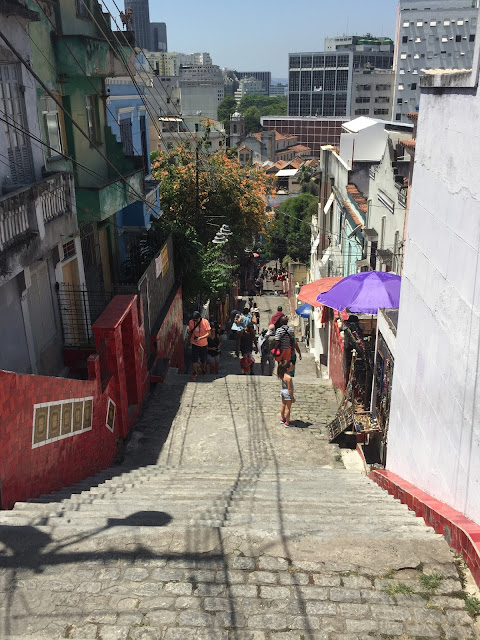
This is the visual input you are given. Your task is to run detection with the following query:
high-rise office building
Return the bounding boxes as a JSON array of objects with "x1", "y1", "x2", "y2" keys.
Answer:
[
  {"x1": 288, "y1": 36, "x2": 394, "y2": 118},
  {"x1": 393, "y1": 0, "x2": 479, "y2": 122},
  {"x1": 236, "y1": 71, "x2": 272, "y2": 95},
  {"x1": 124, "y1": 0, "x2": 151, "y2": 50},
  {"x1": 150, "y1": 22, "x2": 167, "y2": 52}
]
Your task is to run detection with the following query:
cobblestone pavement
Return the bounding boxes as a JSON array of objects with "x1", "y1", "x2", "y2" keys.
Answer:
[{"x1": 0, "y1": 295, "x2": 478, "y2": 639}]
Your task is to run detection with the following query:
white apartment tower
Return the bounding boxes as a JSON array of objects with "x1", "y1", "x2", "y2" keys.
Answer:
[{"x1": 393, "y1": 0, "x2": 479, "y2": 122}]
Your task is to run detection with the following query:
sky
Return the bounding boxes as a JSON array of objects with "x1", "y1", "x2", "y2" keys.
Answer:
[{"x1": 108, "y1": 0, "x2": 398, "y2": 79}]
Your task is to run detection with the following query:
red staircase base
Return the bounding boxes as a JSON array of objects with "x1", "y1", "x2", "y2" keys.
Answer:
[{"x1": 370, "y1": 469, "x2": 480, "y2": 588}]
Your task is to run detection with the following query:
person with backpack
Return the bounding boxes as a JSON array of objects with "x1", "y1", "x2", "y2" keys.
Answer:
[
  {"x1": 259, "y1": 324, "x2": 276, "y2": 376},
  {"x1": 188, "y1": 311, "x2": 211, "y2": 379},
  {"x1": 274, "y1": 315, "x2": 295, "y2": 363}
]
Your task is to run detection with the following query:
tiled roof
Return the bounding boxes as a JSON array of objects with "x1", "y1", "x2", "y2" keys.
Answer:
[
  {"x1": 343, "y1": 200, "x2": 364, "y2": 229},
  {"x1": 276, "y1": 131, "x2": 297, "y2": 141},
  {"x1": 238, "y1": 145, "x2": 251, "y2": 152},
  {"x1": 407, "y1": 112, "x2": 418, "y2": 120},
  {"x1": 287, "y1": 144, "x2": 311, "y2": 152},
  {"x1": 401, "y1": 139, "x2": 416, "y2": 150},
  {"x1": 252, "y1": 132, "x2": 262, "y2": 141},
  {"x1": 266, "y1": 160, "x2": 286, "y2": 173},
  {"x1": 289, "y1": 157, "x2": 303, "y2": 169},
  {"x1": 346, "y1": 184, "x2": 368, "y2": 214}
]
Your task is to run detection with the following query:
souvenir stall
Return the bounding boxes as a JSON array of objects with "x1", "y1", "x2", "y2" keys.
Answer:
[{"x1": 316, "y1": 272, "x2": 401, "y2": 457}]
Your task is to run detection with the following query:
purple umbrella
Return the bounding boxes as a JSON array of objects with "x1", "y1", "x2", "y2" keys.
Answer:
[{"x1": 316, "y1": 271, "x2": 401, "y2": 314}]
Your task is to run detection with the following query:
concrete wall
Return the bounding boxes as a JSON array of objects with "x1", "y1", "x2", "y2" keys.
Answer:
[
  {"x1": 0, "y1": 276, "x2": 30, "y2": 373},
  {"x1": 387, "y1": 77, "x2": 480, "y2": 523},
  {"x1": 339, "y1": 123, "x2": 387, "y2": 164},
  {"x1": 180, "y1": 83, "x2": 224, "y2": 120}
]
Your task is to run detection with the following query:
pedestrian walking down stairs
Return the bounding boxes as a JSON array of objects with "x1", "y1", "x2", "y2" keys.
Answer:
[{"x1": 0, "y1": 296, "x2": 478, "y2": 639}]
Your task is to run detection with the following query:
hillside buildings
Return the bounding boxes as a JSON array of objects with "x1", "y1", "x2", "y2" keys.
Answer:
[
  {"x1": 234, "y1": 77, "x2": 268, "y2": 103},
  {"x1": 124, "y1": 0, "x2": 151, "y2": 50},
  {"x1": 261, "y1": 116, "x2": 349, "y2": 156},
  {"x1": 236, "y1": 71, "x2": 272, "y2": 95},
  {"x1": 288, "y1": 35, "x2": 394, "y2": 119},
  {"x1": 123, "y1": 0, "x2": 168, "y2": 53},
  {"x1": 150, "y1": 22, "x2": 167, "y2": 52},
  {"x1": 393, "y1": 0, "x2": 478, "y2": 121}
]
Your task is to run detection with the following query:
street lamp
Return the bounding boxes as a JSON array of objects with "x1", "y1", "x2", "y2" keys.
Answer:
[
  {"x1": 220, "y1": 224, "x2": 233, "y2": 236},
  {"x1": 212, "y1": 232, "x2": 228, "y2": 245}
]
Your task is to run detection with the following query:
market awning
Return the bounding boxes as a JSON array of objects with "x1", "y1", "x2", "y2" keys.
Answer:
[{"x1": 297, "y1": 276, "x2": 343, "y2": 307}]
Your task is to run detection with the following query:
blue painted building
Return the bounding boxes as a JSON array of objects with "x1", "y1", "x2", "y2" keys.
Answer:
[{"x1": 106, "y1": 73, "x2": 161, "y2": 266}]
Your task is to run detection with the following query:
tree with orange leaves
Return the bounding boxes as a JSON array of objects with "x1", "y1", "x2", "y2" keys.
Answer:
[{"x1": 149, "y1": 141, "x2": 273, "y2": 301}]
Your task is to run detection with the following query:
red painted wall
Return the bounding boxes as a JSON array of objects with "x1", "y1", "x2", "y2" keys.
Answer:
[
  {"x1": 0, "y1": 295, "x2": 148, "y2": 509},
  {"x1": 329, "y1": 320, "x2": 347, "y2": 393},
  {"x1": 152, "y1": 285, "x2": 184, "y2": 373}
]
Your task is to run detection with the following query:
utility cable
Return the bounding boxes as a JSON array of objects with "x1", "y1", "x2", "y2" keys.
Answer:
[
  {"x1": 19, "y1": 10, "x2": 144, "y2": 161},
  {"x1": 0, "y1": 29, "x2": 156, "y2": 214},
  {"x1": 94, "y1": 0, "x2": 219, "y2": 176},
  {"x1": 82, "y1": 0, "x2": 212, "y2": 167}
]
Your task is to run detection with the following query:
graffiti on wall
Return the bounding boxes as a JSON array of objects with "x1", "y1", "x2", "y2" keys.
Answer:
[{"x1": 154, "y1": 287, "x2": 183, "y2": 368}]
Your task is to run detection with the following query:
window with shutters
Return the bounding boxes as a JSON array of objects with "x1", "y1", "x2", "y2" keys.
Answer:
[
  {"x1": 119, "y1": 117, "x2": 134, "y2": 155},
  {"x1": 41, "y1": 96, "x2": 63, "y2": 158},
  {"x1": 0, "y1": 63, "x2": 35, "y2": 185},
  {"x1": 85, "y1": 94, "x2": 101, "y2": 144},
  {"x1": 28, "y1": 262, "x2": 56, "y2": 352}
]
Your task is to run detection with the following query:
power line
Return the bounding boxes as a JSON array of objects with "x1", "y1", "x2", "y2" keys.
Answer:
[
  {"x1": 85, "y1": 0, "x2": 214, "y2": 170},
  {"x1": 0, "y1": 110, "x2": 158, "y2": 240},
  {"x1": 0, "y1": 29, "x2": 156, "y2": 215},
  {"x1": 19, "y1": 10, "x2": 144, "y2": 161}
]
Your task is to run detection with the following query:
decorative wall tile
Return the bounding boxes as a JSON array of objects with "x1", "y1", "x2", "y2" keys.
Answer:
[
  {"x1": 83, "y1": 399, "x2": 93, "y2": 429},
  {"x1": 48, "y1": 404, "x2": 61, "y2": 439},
  {"x1": 106, "y1": 397, "x2": 116, "y2": 432},
  {"x1": 73, "y1": 401, "x2": 84, "y2": 432},
  {"x1": 32, "y1": 397, "x2": 94, "y2": 449},
  {"x1": 33, "y1": 407, "x2": 48, "y2": 445},
  {"x1": 61, "y1": 402, "x2": 73, "y2": 435}
]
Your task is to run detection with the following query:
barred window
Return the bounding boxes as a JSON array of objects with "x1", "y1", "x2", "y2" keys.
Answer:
[
  {"x1": 290, "y1": 56, "x2": 300, "y2": 69},
  {"x1": 336, "y1": 70, "x2": 349, "y2": 91},
  {"x1": 324, "y1": 70, "x2": 336, "y2": 91},
  {"x1": 323, "y1": 93, "x2": 334, "y2": 115},
  {"x1": 301, "y1": 71, "x2": 312, "y2": 92},
  {"x1": 289, "y1": 71, "x2": 300, "y2": 92},
  {"x1": 335, "y1": 93, "x2": 347, "y2": 116},
  {"x1": 301, "y1": 55, "x2": 312, "y2": 68}
]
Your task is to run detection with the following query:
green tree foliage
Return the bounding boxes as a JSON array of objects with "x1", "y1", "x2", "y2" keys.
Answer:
[
  {"x1": 217, "y1": 95, "x2": 237, "y2": 135},
  {"x1": 238, "y1": 94, "x2": 287, "y2": 134},
  {"x1": 243, "y1": 106, "x2": 261, "y2": 134},
  {"x1": 238, "y1": 94, "x2": 287, "y2": 114},
  {"x1": 147, "y1": 142, "x2": 272, "y2": 303},
  {"x1": 266, "y1": 194, "x2": 317, "y2": 264}
]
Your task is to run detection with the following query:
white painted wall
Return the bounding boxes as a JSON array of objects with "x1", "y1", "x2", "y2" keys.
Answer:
[
  {"x1": 339, "y1": 123, "x2": 387, "y2": 165},
  {"x1": 387, "y1": 74, "x2": 480, "y2": 523}
]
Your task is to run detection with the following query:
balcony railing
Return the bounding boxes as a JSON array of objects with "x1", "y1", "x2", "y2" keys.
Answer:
[
  {"x1": 0, "y1": 172, "x2": 74, "y2": 253},
  {"x1": 40, "y1": 173, "x2": 75, "y2": 224},
  {"x1": 0, "y1": 201, "x2": 29, "y2": 252}
]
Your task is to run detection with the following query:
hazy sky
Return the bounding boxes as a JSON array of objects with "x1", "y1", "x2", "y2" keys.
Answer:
[{"x1": 109, "y1": 0, "x2": 398, "y2": 78}]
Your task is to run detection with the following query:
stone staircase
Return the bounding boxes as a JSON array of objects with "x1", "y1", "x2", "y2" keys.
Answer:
[
  {"x1": 1, "y1": 466, "x2": 435, "y2": 542},
  {"x1": 0, "y1": 368, "x2": 478, "y2": 638}
]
